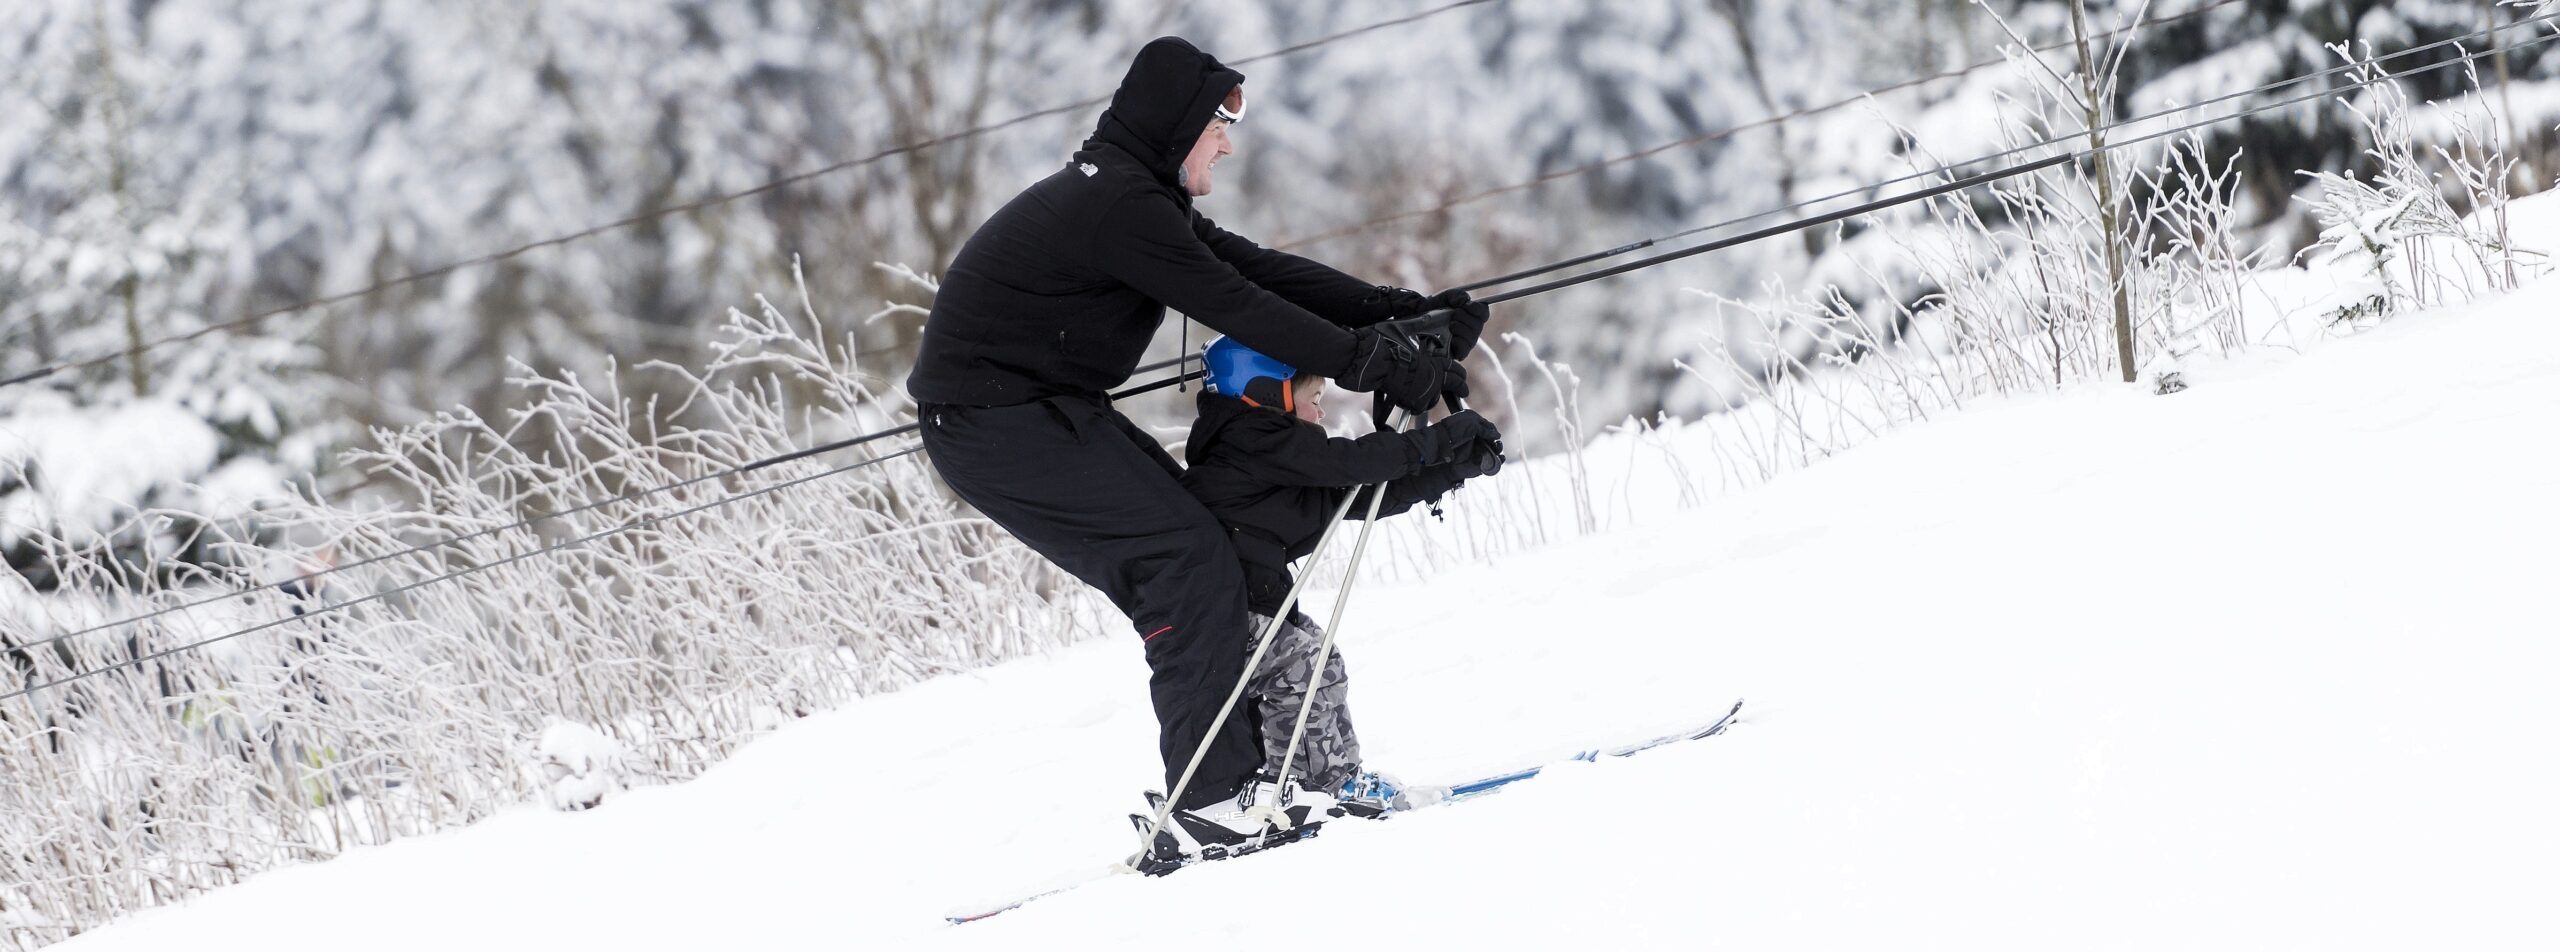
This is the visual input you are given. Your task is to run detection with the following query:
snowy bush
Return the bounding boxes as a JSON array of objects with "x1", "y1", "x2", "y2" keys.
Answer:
[
  {"x1": 0, "y1": 267, "x2": 1083, "y2": 947},
  {"x1": 2299, "y1": 44, "x2": 2540, "y2": 327},
  {"x1": 1609, "y1": 9, "x2": 2554, "y2": 490},
  {"x1": 535, "y1": 721, "x2": 627, "y2": 812}
]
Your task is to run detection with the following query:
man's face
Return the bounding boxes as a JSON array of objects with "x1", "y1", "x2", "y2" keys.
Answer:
[{"x1": 1182, "y1": 120, "x2": 1233, "y2": 197}]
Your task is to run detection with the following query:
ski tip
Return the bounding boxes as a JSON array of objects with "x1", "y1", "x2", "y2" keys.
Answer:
[
  {"x1": 1696, "y1": 699, "x2": 1747, "y2": 738},
  {"x1": 946, "y1": 863, "x2": 1132, "y2": 925},
  {"x1": 945, "y1": 894, "x2": 1037, "y2": 924}
]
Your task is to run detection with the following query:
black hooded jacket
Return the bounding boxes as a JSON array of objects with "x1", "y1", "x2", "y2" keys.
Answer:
[
  {"x1": 908, "y1": 37, "x2": 1402, "y2": 407},
  {"x1": 1180, "y1": 392, "x2": 1470, "y2": 617}
]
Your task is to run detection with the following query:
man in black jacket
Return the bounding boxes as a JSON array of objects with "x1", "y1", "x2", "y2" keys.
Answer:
[{"x1": 908, "y1": 36, "x2": 1490, "y2": 816}]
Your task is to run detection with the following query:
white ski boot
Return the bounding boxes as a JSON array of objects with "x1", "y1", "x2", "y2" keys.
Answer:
[{"x1": 1127, "y1": 779, "x2": 1333, "y2": 873}]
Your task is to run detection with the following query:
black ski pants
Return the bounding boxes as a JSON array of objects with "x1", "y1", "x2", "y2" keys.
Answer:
[{"x1": 917, "y1": 393, "x2": 1261, "y2": 811}]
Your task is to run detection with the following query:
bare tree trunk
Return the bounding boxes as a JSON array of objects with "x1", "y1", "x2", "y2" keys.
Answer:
[
  {"x1": 2069, "y1": 0, "x2": 2135, "y2": 384},
  {"x1": 2484, "y1": 0, "x2": 2514, "y2": 124},
  {"x1": 1711, "y1": 0, "x2": 1803, "y2": 251},
  {"x1": 847, "y1": 0, "x2": 1007, "y2": 360},
  {"x1": 1958, "y1": 0, "x2": 1981, "y2": 73},
  {"x1": 93, "y1": 0, "x2": 149, "y2": 397},
  {"x1": 26, "y1": 308, "x2": 57, "y2": 363},
  {"x1": 119, "y1": 276, "x2": 145, "y2": 396},
  {"x1": 2482, "y1": 0, "x2": 2526, "y2": 193}
]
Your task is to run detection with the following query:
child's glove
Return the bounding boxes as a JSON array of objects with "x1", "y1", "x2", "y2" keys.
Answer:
[
  {"x1": 1451, "y1": 431, "x2": 1505, "y2": 478},
  {"x1": 1406, "y1": 410, "x2": 1501, "y2": 467}
]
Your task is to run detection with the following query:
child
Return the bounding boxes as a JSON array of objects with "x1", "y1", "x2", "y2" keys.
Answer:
[{"x1": 1180, "y1": 335, "x2": 1503, "y2": 819}]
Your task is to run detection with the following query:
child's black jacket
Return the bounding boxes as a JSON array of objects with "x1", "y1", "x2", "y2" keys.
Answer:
[{"x1": 1181, "y1": 392, "x2": 1469, "y2": 616}]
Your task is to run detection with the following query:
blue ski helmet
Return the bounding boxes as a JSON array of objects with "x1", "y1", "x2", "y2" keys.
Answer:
[{"x1": 1202, "y1": 336, "x2": 1298, "y2": 411}]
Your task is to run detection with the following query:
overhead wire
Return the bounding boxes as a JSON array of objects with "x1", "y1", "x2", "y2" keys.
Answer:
[
  {"x1": 2, "y1": 361, "x2": 1197, "y2": 661},
  {"x1": 1457, "y1": 8, "x2": 2560, "y2": 296},
  {"x1": 0, "y1": 0, "x2": 1512, "y2": 653},
  {"x1": 0, "y1": 0, "x2": 1506, "y2": 393},
  {"x1": 1278, "y1": 0, "x2": 2251, "y2": 253},
  {"x1": 1476, "y1": 153, "x2": 2076, "y2": 305},
  {"x1": 10, "y1": 11, "x2": 2548, "y2": 703},
  {"x1": 1, "y1": 443, "x2": 924, "y2": 704}
]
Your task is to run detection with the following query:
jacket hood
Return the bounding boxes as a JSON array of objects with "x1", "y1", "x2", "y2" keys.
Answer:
[
  {"x1": 1083, "y1": 37, "x2": 1244, "y2": 190},
  {"x1": 1185, "y1": 390, "x2": 1251, "y2": 465},
  {"x1": 1187, "y1": 389, "x2": 1302, "y2": 464}
]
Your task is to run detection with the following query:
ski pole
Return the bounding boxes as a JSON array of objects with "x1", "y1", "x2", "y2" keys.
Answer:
[
  {"x1": 1136, "y1": 316, "x2": 1464, "y2": 862},
  {"x1": 1130, "y1": 407, "x2": 1414, "y2": 867},
  {"x1": 1265, "y1": 424, "x2": 1404, "y2": 820},
  {"x1": 1268, "y1": 353, "x2": 1466, "y2": 817}
]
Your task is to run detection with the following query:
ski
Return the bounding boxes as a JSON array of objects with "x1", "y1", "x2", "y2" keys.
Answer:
[
  {"x1": 943, "y1": 815, "x2": 1324, "y2": 924},
  {"x1": 1432, "y1": 697, "x2": 1745, "y2": 805},
  {"x1": 944, "y1": 865, "x2": 1124, "y2": 925},
  {"x1": 944, "y1": 698, "x2": 1742, "y2": 925}
]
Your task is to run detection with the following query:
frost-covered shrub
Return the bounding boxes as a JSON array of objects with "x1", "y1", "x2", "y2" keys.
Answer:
[
  {"x1": 0, "y1": 269, "x2": 1082, "y2": 948},
  {"x1": 2298, "y1": 44, "x2": 2539, "y2": 327},
  {"x1": 1641, "y1": 32, "x2": 2550, "y2": 488},
  {"x1": 536, "y1": 721, "x2": 628, "y2": 812}
]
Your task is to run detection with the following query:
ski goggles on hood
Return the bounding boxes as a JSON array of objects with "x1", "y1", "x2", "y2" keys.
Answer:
[{"x1": 1214, "y1": 86, "x2": 1247, "y2": 125}]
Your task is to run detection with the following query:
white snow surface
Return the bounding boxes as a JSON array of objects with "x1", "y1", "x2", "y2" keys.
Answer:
[{"x1": 58, "y1": 288, "x2": 2560, "y2": 948}]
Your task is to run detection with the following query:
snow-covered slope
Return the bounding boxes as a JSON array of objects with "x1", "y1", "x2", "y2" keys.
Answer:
[{"x1": 58, "y1": 281, "x2": 2560, "y2": 949}]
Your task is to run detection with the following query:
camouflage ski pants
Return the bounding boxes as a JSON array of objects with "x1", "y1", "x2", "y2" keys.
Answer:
[{"x1": 1245, "y1": 611, "x2": 1362, "y2": 794}]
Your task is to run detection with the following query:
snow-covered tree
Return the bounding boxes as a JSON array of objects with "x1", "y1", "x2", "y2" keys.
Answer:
[{"x1": 0, "y1": 3, "x2": 342, "y2": 592}]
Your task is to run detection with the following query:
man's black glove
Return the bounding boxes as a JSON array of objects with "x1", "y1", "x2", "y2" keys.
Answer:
[
  {"x1": 1403, "y1": 410, "x2": 1499, "y2": 467},
  {"x1": 1429, "y1": 288, "x2": 1491, "y2": 359},
  {"x1": 1340, "y1": 324, "x2": 1468, "y2": 415},
  {"x1": 1359, "y1": 285, "x2": 1431, "y2": 321}
]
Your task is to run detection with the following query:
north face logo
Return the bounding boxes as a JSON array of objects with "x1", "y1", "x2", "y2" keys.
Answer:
[{"x1": 1079, "y1": 163, "x2": 1098, "y2": 177}]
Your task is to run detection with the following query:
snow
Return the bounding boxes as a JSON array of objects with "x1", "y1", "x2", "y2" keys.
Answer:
[
  {"x1": 535, "y1": 722, "x2": 630, "y2": 813},
  {"x1": 52, "y1": 227, "x2": 2560, "y2": 948},
  {"x1": 0, "y1": 398, "x2": 223, "y2": 546}
]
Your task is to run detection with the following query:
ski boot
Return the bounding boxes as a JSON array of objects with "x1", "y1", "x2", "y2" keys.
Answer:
[
  {"x1": 1125, "y1": 779, "x2": 1330, "y2": 875},
  {"x1": 1331, "y1": 768, "x2": 1440, "y2": 818}
]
